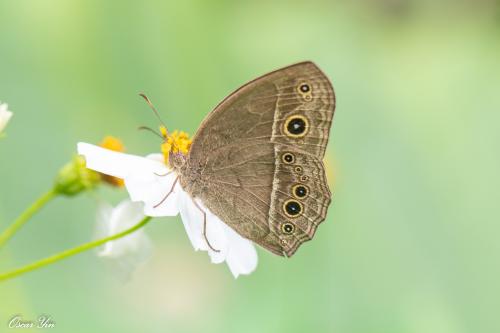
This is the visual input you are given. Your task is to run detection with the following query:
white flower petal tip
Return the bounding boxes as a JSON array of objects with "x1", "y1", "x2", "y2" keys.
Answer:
[
  {"x1": 95, "y1": 200, "x2": 152, "y2": 278},
  {"x1": 77, "y1": 143, "x2": 166, "y2": 179},
  {"x1": 0, "y1": 102, "x2": 13, "y2": 133},
  {"x1": 224, "y1": 226, "x2": 258, "y2": 278}
]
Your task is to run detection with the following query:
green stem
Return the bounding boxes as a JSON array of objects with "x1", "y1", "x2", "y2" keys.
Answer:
[
  {"x1": 0, "y1": 216, "x2": 152, "y2": 282},
  {"x1": 0, "y1": 189, "x2": 58, "y2": 248}
]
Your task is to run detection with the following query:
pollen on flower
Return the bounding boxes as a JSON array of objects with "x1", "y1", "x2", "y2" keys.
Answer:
[
  {"x1": 99, "y1": 136, "x2": 125, "y2": 187},
  {"x1": 159, "y1": 125, "x2": 168, "y2": 138},
  {"x1": 99, "y1": 136, "x2": 125, "y2": 153},
  {"x1": 160, "y1": 128, "x2": 192, "y2": 166}
]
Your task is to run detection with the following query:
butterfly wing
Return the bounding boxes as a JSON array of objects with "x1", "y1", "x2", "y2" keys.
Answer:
[{"x1": 183, "y1": 61, "x2": 335, "y2": 256}]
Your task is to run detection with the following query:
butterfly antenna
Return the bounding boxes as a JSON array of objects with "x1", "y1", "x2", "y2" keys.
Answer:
[
  {"x1": 139, "y1": 93, "x2": 180, "y2": 153},
  {"x1": 137, "y1": 126, "x2": 164, "y2": 140},
  {"x1": 139, "y1": 93, "x2": 168, "y2": 131}
]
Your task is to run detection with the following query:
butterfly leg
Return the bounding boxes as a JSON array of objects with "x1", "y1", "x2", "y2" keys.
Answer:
[
  {"x1": 154, "y1": 170, "x2": 173, "y2": 177},
  {"x1": 193, "y1": 200, "x2": 220, "y2": 253},
  {"x1": 153, "y1": 176, "x2": 179, "y2": 208}
]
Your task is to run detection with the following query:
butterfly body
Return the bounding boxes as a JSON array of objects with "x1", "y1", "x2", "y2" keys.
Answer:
[{"x1": 176, "y1": 61, "x2": 335, "y2": 257}]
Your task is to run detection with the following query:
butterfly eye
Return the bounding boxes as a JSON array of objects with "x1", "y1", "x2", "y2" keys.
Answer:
[
  {"x1": 284, "y1": 115, "x2": 309, "y2": 138},
  {"x1": 300, "y1": 175, "x2": 309, "y2": 182},
  {"x1": 282, "y1": 152, "x2": 295, "y2": 164},
  {"x1": 281, "y1": 222, "x2": 295, "y2": 235},
  {"x1": 283, "y1": 199, "x2": 303, "y2": 217},
  {"x1": 294, "y1": 166, "x2": 303, "y2": 174},
  {"x1": 292, "y1": 184, "x2": 309, "y2": 199}
]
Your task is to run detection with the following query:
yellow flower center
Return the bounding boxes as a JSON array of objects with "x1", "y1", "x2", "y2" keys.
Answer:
[
  {"x1": 159, "y1": 126, "x2": 192, "y2": 166},
  {"x1": 99, "y1": 136, "x2": 125, "y2": 187}
]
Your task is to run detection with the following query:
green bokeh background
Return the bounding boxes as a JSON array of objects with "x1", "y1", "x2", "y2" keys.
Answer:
[{"x1": 1, "y1": 0, "x2": 499, "y2": 332}]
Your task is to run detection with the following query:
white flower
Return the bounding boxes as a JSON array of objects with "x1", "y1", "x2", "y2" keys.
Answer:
[
  {"x1": 78, "y1": 143, "x2": 258, "y2": 278},
  {"x1": 95, "y1": 199, "x2": 152, "y2": 279},
  {"x1": 0, "y1": 102, "x2": 13, "y2": 134}
]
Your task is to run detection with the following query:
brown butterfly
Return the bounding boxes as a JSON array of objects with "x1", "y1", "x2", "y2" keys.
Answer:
[{"x1": 160, "y1": 61, "x2": 336, "y2": 257}]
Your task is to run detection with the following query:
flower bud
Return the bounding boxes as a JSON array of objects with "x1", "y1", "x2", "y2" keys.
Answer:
[{"x1": 54, "y1": 155, "x2": 100, "y2": 196}]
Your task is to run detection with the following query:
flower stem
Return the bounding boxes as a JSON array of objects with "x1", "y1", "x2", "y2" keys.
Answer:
[
  {"x1": 0, "y1": 216, "x2": 152, "y2": 282},
  {"x1": 0, "y1": 189, "x2": 58, "y2": 249}
]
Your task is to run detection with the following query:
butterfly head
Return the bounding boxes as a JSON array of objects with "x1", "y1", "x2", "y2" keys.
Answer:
[
  {"x1": 160, "y1": 126, "x2": 192, "y2": 168},
  {"x1": 137, "y1": 93, "x2": 192, "y2": 169}
]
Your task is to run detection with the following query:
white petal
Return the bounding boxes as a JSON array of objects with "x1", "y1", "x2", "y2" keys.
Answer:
[
  {"x1": 178, "y1": 190, "x2": 205, "y2": 250},
  {"x1": 95, "y1": 200, "x2": 152, "y2": 279},
  {"x1": 145, "y1": 153, "x2": 164, "y2": 163},
  {"x1": 223, "y1": 225, "x2": 258, "y2": 278},
  {"x1": 178, "y1": 191, "x2": 228, "y2": 263},
  {"x1": 94, "y1": 200, "x2": 114, "y2": 242},
  {"x1": 124, "y1": 169, "x2": 181, "y2": 217},
  {"x1": 0, "y1": 102, "x2": 13, "y2": 133},
  {"x1": 78, "y1": 143, "x2": 165, "y2": 179},
  {"x1": 203, "y1": 207, "x2": 230, "y2": 264},
  {"x1": 97, "y1": 200, "x2": 151, "y2": 258},
  {"x1": 78, "y1": 143, "x2": 180, "y2": 217}
]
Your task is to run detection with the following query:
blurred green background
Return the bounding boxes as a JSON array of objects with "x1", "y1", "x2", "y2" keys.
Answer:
[{"x1": 1, "y1": 0, "x2": 499, "y2": 332}]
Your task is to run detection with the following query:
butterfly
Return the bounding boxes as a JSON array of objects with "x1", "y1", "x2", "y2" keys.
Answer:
[{"x1": 167, "y1": 61, "x2": 336, "y2": 257}]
